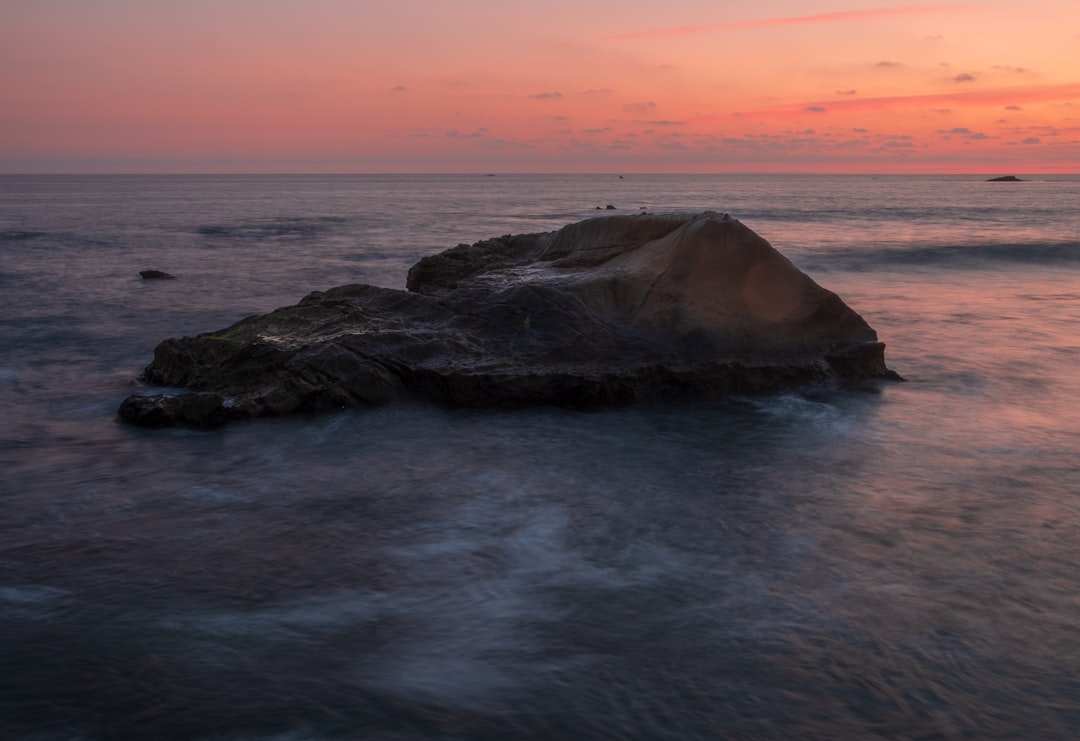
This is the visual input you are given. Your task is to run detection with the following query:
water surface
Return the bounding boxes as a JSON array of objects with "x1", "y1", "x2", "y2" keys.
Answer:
[{"x1": 2, "y1": 174, "x2": 1080, "y2": 739}]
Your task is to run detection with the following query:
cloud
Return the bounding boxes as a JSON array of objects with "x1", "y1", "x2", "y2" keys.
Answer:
[
  {"x1": 805, "y1": 106, "x2": 827, "y2": 113},
  {"x1": 606, "y1": 4, "x2": 972, "y2": 42},
  {"x1": 836, "y1": 89, "x2": 858, "y2": 95},
  {"x1": 750, "y1": 82, "x2": 1080, "y2": 117},
  {"x1": 992, "y1": 66, "x2": 1032, "y2": 74},
  {"x1": 392, "y1": 85, "x2": 407, "y2": 93},
  {"x1": 529, "y1": 91, "x2": 563, "y2": 100},
  {"x1": 445, "y1": 129, "x2": 486, "y2": 139},
  {"x1": 1021, "y1": 137, "x2": 1041, "y2": 144},
  {"x1": 876, "y1": 61, "x2": 904, "y2": 69},
  {"x1": 938, "y1": 127, "x2": 988, "y2": 139},
  {"x1": 1005, "y1": 105, "x2": 1023, "y2": 110},
  {"x1": 952, "y1": 73, "x2": 977, "y2": 83},
  {"x1": 623, "y1": 102, "x2": 658, "y2": 113},
  {"x1": 645, "y1": 119, "x2": 687, "y2": 126},
  {"x1": 702, "y1": 129, "x2": 945, "y2": 157},
  {"x1": 409, "y1": 126, "x2": 488, "y2": 140},
  {"x1": 580, "y1": 89, "x2": 615, "y2": 96}
]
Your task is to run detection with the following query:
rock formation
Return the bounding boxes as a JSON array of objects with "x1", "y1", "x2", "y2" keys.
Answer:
[
  {"x1": 987, "y1": 175, "x2": 1024, "y2": 182},
  {"x1": 140, "y1": 269, "x2": 176, "y2": 280},
  {"x1": 118, "y1": 212, "x2": 900, "y2": 428}
]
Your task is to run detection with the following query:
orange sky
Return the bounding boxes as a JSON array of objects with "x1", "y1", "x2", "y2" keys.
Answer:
[{"x1": 2, "y1": 0, "x2": 1078, "y2": 173}]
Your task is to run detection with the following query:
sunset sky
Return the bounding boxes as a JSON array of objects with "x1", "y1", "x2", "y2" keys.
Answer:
[{"x1": 2, "y1": 0, "x2": 1079, "y2": 173}]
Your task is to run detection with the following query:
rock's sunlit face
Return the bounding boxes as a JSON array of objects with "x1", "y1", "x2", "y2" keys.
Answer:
[{"x1": 3, "y1": 0, "x2": 1077, "y2": 173}]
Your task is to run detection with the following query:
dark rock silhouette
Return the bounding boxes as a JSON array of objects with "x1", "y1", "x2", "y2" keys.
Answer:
[
  {"x1": 118, "y1": 212, "x2": 900, "y2": 428},
  {"x1": 119, "y1": 392, "x2": 226, "y2": 428},
  {"x1": 140, "y1": 270, "x2": 176, "y2": 280},
  {"x1": 987, "y1": 175, "x2": 1024, "y2": 182}
]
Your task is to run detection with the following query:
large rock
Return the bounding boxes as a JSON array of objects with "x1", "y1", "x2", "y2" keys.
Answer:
[{"x1": 118, "y1": 212, "x2": 899, "y2": 427}]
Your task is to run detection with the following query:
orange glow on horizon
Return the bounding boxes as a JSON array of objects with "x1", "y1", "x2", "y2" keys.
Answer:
[{"x1": 2, "y1": 1, "x2": 1078, "y2": 173}]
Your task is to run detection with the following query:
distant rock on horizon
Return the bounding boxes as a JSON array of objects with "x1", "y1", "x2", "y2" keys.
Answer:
[
  {"x1": 118, "y1": 212, "x2": 901, "y2": 428},
  {"x1": 987, "y1": 175, "x2": 1025, "y2": 182}
]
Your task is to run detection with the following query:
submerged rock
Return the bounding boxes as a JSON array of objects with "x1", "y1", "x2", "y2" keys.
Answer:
[{"x1": 118, "y1": 212, "x2": 900, "y2": 428}]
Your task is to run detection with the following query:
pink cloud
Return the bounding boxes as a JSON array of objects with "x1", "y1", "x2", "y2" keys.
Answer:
[
  {"x1": 607, "y1": 4, "x2": 972, "y2": 42},
  {"x1": 736, "y1": 82, "x2": 1080, "y2": 118}
]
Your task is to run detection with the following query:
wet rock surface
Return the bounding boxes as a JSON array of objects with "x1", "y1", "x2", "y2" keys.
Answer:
[{"x1": 119, "y1": 212, "x2": 900, "y2": 427}]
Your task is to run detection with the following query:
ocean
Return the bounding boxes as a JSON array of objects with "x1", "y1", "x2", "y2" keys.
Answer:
[{"x1": 2, "y1": 173, "x2": 1080, "y2": 739}]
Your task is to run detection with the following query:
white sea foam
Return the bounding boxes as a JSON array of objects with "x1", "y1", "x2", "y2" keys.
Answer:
[{"x1": 163, "y1": 590, "x2": 386, "y2": 639}]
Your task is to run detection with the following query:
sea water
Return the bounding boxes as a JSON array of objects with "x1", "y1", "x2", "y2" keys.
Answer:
[{"x1": 2, "y1": 173, "x2": 1080, "y2": 739}]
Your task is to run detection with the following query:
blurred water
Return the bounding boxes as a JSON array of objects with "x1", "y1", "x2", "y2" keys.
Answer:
[{"x1": 2, "y1": 174, "x2": 1080, "y2": 739}]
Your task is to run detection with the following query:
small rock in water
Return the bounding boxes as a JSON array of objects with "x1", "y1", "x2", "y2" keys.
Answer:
[
  {"x1": 140, "y1": 270, "x2": 176, "y2": 280},
  {"x1": 986, "y1": 175, "x2": 1024, "y2": 182}
]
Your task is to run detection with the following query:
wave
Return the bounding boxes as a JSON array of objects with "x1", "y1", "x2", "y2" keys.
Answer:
[
  {"x1": 740, "y1": 205, "x2": 1071, "y2": 224},
  {"x1": 0, "y1": 230, "x2": 112, "y2": 251},
  {"x1": 195, "y1": 216, "x2": 348, "y2": 241},
  {"x1": 0, "y1": 230, "x2": 48, "y2": 242},
  {"x1": 800, "y1": 241, "x2": 1080, "y2": 272}
]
